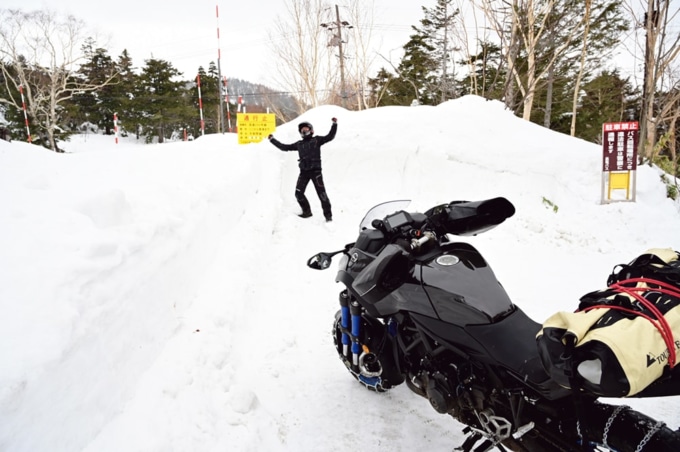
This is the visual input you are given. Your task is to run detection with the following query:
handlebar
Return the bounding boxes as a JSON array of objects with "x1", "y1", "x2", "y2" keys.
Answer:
[{"x1": 409, "y1": 232, "x2": 435, "y2": 250}]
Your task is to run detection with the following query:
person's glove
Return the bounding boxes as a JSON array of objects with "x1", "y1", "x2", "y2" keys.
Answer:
[
  {"x1": 332, "y1": 117, "x2": 337, "y2": 123},
  {"x1": 268, "y1": 134, "x2": 273, "y2": 140}
]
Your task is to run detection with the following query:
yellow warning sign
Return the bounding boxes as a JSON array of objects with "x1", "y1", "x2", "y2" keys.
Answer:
[{"x1": 237, "y1": 113, "x2": 276, "y2": 144}]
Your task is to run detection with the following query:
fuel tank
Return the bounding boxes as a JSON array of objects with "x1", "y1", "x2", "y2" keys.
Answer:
[
  {"x1": 420, "y1": 242, "x2": 515, "y2": 324},
  {"x1": 342, "y1": 238, "x2": 515, "y2": 324}
]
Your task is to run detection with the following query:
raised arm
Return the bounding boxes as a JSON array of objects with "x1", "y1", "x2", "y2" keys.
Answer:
[
  {"x1": 268, "y1": 135, "x2": 298, "y2": 151},
  {"x1": 317, "y1": 118, "x2": 338, "y2": 145}
]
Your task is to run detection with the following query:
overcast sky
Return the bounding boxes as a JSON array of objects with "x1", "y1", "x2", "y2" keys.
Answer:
[
  {"x1": 8, "y1": 0, "x2": 425, "y2": 87},
  {"x1": 7, "y1": 0, "x2": 655, "y2": 92}
]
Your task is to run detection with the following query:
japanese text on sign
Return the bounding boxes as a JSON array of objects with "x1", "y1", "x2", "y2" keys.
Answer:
[
  {"x1": 237, "y1": 113, "x2": 276, "y2": 144},
  {"x1": 602, "y1": 121, "x2": 638, "y2": 172}
]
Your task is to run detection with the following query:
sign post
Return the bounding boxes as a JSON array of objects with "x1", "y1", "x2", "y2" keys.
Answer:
[{"x1": 601, "y1": 121, "x2": 638, "y2": 204}]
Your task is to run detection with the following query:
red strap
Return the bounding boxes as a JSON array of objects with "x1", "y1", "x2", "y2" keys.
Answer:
[
  {"x1": 610, "y1": 278, "x2": 679, "y2": 368},
  {"x1": 581, "y1": 303, "x2": 674, "y2": 368}
]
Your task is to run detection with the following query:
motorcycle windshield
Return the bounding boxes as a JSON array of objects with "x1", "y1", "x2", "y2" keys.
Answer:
[{"x1": 359, "y1": 200, "x2": 411, "y2": 231}]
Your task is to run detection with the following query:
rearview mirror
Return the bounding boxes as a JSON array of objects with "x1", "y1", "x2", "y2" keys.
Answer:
[{"x1": 307, "y1": 252, "x2": 335, "y2": 270}]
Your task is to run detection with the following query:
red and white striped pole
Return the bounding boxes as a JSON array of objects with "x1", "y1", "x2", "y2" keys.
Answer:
[
  {"x1": 113, "y1": 112, "x2": 119, "y2": 144},
  {"x1": 223, "y1": 76, "x2": 232, "y2": 132},
  {"x1": 216, "y1": 4, "x2": 226, "y2": 133},
  {"x1": 197, "y1": 74, "x2": 205, "y2": 136},
  {"x1": 235, "y1": 95, "x2": 244, "y2": 133},
  {"x1": 19, "y1": 85, "x2": 32, "y2": 143}
]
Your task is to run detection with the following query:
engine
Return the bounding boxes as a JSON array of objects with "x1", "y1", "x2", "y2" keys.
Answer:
[
  {"x1": 398, "y1": 321, "x2": 466, "y2": 410},
  {"x1": 331, "y1": 291, "x2": 511, "y2": 437}
]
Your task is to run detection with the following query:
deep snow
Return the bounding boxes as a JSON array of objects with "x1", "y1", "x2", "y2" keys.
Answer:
[{"x1": 1, "y1": 96, "x2": 679, "y2": 451}]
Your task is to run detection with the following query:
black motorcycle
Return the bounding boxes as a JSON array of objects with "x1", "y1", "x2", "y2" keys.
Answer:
[{"x1": 307, "y1": 197, "x2": 680, "y2": 451}]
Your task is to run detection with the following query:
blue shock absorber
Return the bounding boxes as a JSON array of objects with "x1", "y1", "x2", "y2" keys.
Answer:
[
  {"x1": 387, "y1": 316, "x2": 398, "y2": 337},
  {"x1": 350, "y1": 300, "x2": 362, "y2": 370},
  {"x1": 339, "y1": 291, "x2": 351, "y2": 358}
]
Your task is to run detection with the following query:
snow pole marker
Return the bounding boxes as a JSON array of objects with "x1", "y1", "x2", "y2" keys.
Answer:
[
  {"x1": 19, "y1": 85, "x2": 32, "y2": 143},
  {"x1": 197, "y1": 74, "x2": 205, "y2": 136},
  {"x1": 215, "y1": 4, "x2": 227, "y2": 133},
  {"x1": 235, "y1": 95, "x2": 243, "y2": 133},
  {"x1": 238, "y1": 95, "x2": 244, "y2": 113},
  {"x1": 223, "y1": 76, "x2": 232, "y2": 133},
  {"x1": 113, "y1": 112, "x2": 119, "y2": 144}
]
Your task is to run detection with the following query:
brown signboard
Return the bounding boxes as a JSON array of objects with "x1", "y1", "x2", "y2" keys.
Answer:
[{"x1": 602, "y1": 122, "x2": 638, "y2": 172}]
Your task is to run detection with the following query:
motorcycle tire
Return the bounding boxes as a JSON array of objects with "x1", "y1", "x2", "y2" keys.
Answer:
[
  {"x1": 513, "y1": 400, "x2": 680, "y2": 452},
  {"x1": 331, "y1": 310, "x2": 403, "y2": 393},
  {"x1": 580, "y1": 401, "x2": 680, "y2": 452}
]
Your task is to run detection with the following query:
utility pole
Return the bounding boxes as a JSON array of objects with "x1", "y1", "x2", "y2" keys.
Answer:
[
  {"x1": 441, "y1": 2, "x2": 448, "y2": 103},
  {"x1": 322, "y1": 5, "x2": 352, "y2": 108},
  {"x1": 335, "y1": 5, "x2": 347, "y2": 106},
  {"x1": 639, "y1": 3, "x2": 659, "y2": 163}
]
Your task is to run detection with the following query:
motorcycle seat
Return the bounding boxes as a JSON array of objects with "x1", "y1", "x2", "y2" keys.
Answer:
[{"x1": 466, "y1": 307, "x2": 572, "y2": 400}]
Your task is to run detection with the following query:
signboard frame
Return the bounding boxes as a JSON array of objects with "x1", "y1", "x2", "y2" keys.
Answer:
[{"x1": 601, "y1": 121, "x2": 638, "y2": 204}]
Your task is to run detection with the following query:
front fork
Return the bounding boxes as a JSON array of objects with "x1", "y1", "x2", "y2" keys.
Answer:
[
  {"x1": 339, "y1": 289, "x2": 362, "y2": 372},
  {"x1": 338, "y1": 290, "x2": 383, "y2": 380}
]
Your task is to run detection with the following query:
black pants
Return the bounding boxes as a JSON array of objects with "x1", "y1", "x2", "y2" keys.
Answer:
[{"x1": 295, "y1": 170, "x2": 332, "y2": 218}]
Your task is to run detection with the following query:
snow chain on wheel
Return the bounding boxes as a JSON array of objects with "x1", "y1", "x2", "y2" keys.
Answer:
[{"x1": 581, "y1": 402, "x2": 680, "y2": 452}]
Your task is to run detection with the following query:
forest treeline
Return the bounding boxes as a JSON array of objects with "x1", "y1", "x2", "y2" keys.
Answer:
[{"x1": 0, "y1": 2, "x2": 678, "y2": 188}]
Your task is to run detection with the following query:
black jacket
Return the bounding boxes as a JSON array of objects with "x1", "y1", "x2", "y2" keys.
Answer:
[{"x1": 270, "y1": 123, "x2": 337, "y2": 171}]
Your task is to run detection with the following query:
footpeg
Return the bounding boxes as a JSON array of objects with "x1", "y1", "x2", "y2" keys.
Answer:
[{"x1": 477, "y1": 409, "x2": 512, "y2": 441}]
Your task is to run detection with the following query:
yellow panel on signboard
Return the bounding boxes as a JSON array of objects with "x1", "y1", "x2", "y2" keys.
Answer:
[
  {"x1": 237, "y1": 113, "x2": 276, "y2": 144},
  {"x1": 608, "y1": 171, "x2": 630, "y2": 199}
]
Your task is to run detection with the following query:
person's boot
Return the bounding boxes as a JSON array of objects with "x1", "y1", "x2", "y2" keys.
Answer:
[
  {"x1": 324, "y1": 214, "x2": 332, "y2": 222},
  {"x1": 298, "y1": 211, "x2": 312, "y2": 219}
]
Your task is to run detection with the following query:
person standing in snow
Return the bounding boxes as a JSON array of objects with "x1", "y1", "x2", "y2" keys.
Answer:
[{"x1": 268, "y1": 118, "x2": 337, "y2": 221}]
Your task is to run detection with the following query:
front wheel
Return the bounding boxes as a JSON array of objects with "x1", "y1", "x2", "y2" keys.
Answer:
[{"x1": 331, "y1": 310, "x2": 403, "y2": 393}]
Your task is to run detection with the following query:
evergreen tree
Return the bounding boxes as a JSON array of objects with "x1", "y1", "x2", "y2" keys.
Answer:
[
  {"x1": 414, "y1": 0, "x2": 459, "y2": 102},
  {"x1": 113, "y1": 50, "x2": 141, "y2": 138},
  {"x1": 69, "y1": 39, "x2": 119, "y2": 134},
  {"x1": 368, "y1": 1, "x2": 455, "y2": 107},
  {"x1": 398, "y1": 32, "x2": 440, "y2": 105},
  {"x1": 136, "y1": 58, "x2": 185, "y2": 143},
  {"x1": 197, "y1": 63, "x2": 221, "y2": 134},
  {"x1": 551, "y1": 69, "x2": 637, "y2": 143},
  {"x1": 367, "y1": 68, "x2": 399, "y2": 106},
  {"x1": 173, "y1": 80, "x2": 200, "y2": 140},
  {"x1": 0, "y1": 62, "x2": 30, "y2": 140},
  {"x1": 368, "y1": 31, "x2": 439, "y2": 106},
  {"x1": 516, "y1": 0, "x2": 628, "y2": 131},
  {"x1": 457, "y1": 40, "x2": 505, "y2": 100}
]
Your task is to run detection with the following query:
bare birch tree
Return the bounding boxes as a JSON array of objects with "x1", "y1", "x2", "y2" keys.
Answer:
[
  {"x1": 0, "y1": 9, "x2": 116, "y2": 152},
  {"x1": 475, "y1": 0, "x2": 521, "y2": 111},
  {"x1": 479, "y1": 0, "x2": 584, "y2": 120},
  {"x1": 633, "y1": 0, "x2": 680, "y2": 163},
  {"x1": 452, "y1": 0, "x2": 488, "y2": 97},
  {"x1": 268, "y1": 1, "x2": 379, "y2": 112},
  {"x1": 342, "y1": 0, "x2": 378, "y2": 110},
  {"x1": 570, "y1": 0, "x2": 592, "y2": 137},
  {"x1": 663, "y1": 96, "x2": 679, "y2": 177},
  {"x1": 268, "y1": 0, "x2": 334, "y2": 113}
]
